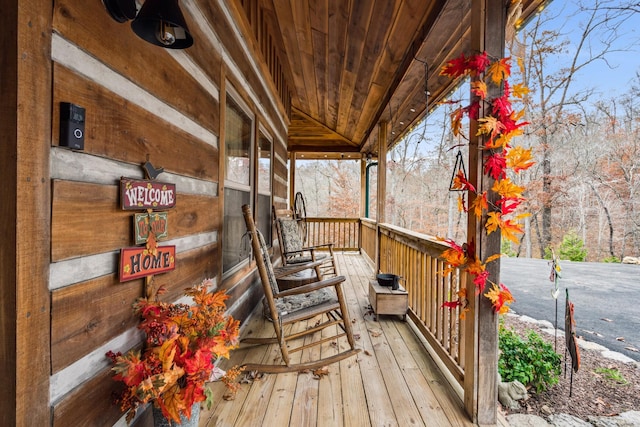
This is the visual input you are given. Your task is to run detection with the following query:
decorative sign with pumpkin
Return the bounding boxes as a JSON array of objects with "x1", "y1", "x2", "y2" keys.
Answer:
[{"x1": 119, "y1": 161, "x2": 176, "y2": 282}]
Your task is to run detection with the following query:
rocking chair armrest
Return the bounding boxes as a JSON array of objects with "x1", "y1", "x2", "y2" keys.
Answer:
[
  {"x1": 285, "y1": 243, "x2": 334, "y2": 255},
  {"x1": 274, "y1": 275, "x2": 346, "y2": 298},
  {"x1": 273, "y1": 259, "x2": 325, "y2": 279}
]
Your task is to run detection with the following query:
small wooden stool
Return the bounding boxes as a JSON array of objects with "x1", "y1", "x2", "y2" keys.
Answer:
[{"x1": 368, "y1": 280, "x2": 408, "y2": 320}]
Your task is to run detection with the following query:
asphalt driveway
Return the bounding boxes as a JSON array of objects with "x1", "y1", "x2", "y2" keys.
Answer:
[{"x1": 500, "y1": 257, "x2": 640, "y2": 362}]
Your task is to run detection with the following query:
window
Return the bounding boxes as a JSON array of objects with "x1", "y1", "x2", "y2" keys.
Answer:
[
  {"x1": 223, "y1": 93, "x2": 253, "y2": 274},
  {"x1": 256, "y1": 130, "x2": 272, "y2": 242}
]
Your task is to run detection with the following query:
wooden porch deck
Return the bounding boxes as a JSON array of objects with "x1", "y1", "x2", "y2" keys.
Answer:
[{"x1": 201, "y1": 253, "x2": 505, "y2": 427}]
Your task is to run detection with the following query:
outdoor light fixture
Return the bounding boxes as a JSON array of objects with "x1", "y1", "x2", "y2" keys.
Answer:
[{"x1": 103, "y1": 0, "x2": 194, "y2": 49}]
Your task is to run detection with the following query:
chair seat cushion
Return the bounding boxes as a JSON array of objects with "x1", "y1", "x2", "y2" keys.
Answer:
[{"x1": 263, "y1": 288, "x2": 337, "y2": 320}]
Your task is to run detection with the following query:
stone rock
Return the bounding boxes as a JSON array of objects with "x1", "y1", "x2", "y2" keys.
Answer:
[
  {"x1": 506, "y1": 413, "x2": 552, "y2": 427},
  {"x1": 622, "y1": 256, "x2": 639, "y2": 264},
  {"x1": 548, "y1": 413, "x2": 592, "y2": 426},
  {"x1": 541, "y1": 405, "x2": 553, "y2": 416},
  {"x1": 588, "y1": 410, "x2": 640, "y2": 427},
  {"x1": 498, "y1": 377, "x2": 528, "y2": 409}
]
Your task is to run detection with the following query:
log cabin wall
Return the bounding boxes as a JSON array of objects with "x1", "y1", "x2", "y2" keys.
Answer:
[{"x1": 0, "y1": 0, "x2": 289, "y2": 425}]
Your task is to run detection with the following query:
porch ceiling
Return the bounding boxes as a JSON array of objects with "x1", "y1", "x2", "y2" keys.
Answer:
[{"x1": 267, "y1": 0, "x2": 546, "y2": 159}]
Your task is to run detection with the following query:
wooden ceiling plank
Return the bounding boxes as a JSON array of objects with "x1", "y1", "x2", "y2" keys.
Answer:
[
  {"x1": 335, "y1": 0, "x2": 375, "y2": 138},
  {"x1": 291, "y1": 0, "x2": 320, "y2": 120},
  {"x1": 272, "y1": 0, "x2": 308, "y2": 112},
  {"x1": 348, "y1": 0, "x2": 402, "y2": 142},
  {"x1": 327, "y1": 1, "x2": 350, "y2": 131}
]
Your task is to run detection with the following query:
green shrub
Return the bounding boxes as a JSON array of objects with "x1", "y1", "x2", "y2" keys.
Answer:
[
  {"x1": 602, "y1": 255, "x2": 620, "y2": 263},
  {"x1": 501, "y1": 239, "x2": 517, "y2": 257},
  {"x1": 498, "y1": 325, "x2": 562, "y2": 393},
  {"x1": 558, "y1": 231, "x2": 587, "y2": 261}
]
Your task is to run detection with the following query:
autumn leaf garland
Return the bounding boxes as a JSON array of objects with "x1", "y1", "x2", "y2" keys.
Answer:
[{"x1": 440, "y1": 52, "x2": 534, "y2": 317}]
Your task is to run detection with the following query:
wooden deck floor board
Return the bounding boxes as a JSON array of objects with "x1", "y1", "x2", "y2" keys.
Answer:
[{"x1": 200, "y1": 252, "x2": 490, "y2": 426}]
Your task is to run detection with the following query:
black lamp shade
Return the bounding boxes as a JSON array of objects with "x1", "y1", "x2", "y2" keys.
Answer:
[
  {"x1": 103, "y1": 0, "x2": 137, "y2": 23},
  {"x1": 131, "y1": 0, "x2": 194, "y2": 49}
]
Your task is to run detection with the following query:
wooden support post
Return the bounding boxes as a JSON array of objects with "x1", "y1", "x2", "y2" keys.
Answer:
[
  {"x1": 375, "y1": 122, "x2": 388, "y2": 273},
  {"x1": 376, "y1": 122, "x2": 388, "y2": 224},
  {"x1": 289, "y1": 151, "x2": 297, "y2": 208},
  {"x1": 0, "y1": 0, "x2": 53, "y2": 424},
  {"x1": 360, "y1": 156, "x2": 367, "y2": 218},
  {"x1": 464, "y1": 0, "x2": 507, "y2": 424}
]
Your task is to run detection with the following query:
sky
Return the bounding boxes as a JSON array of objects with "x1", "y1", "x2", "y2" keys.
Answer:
[
  {"x1": 538, "y1": 0, "x2": 640, "y2": 98},
  {"x1": 396, "y1": 1, "x2": 640, "y2": 156}
]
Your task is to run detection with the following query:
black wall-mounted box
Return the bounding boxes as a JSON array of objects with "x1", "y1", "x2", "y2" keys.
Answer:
[{"x1": 59, "y1": 102, "x2": 85, "y2": 150}]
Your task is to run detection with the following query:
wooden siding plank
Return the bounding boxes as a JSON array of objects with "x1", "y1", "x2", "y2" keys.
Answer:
[
  {"x1": 53, "y1": 0, "x2": 219, "y2": 135},
  {"x1": 3, "y1": 0, "x2": 54, "y2": 425},
  {"x1": 51, "y1": 244, "x2": 219, "y2": 373},
  {"x1": 51, "y1": 180, "x2": 219, "y2": 261},
  {"x1": 52, "y1": 367, "x2": 124, "y2": 427},
  {"x1": 52, "y1": 64, "x2": 219, "y2": 181}
]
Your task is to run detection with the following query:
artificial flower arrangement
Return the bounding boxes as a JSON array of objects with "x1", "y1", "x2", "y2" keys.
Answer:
[
  {"x1": 438, "y1": 52, "x2": 535, "y2": 317},
  {"x1": 106, "y1": 279, "x2": 242, "y2": 424}
]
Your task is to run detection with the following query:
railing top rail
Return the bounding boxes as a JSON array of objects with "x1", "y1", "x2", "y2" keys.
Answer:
[{"x1": 377, "y1": 222, "x2": 450, "y2": 257}]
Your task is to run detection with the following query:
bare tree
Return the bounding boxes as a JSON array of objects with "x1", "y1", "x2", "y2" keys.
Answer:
[{"x1": 511, "y1": 0, "x2": 638, "y2": 257}]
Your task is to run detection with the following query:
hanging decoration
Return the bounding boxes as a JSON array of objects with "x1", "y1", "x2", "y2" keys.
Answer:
[
  {"x1": 438, "y1": 51, "x2": 534, "y2": 318},
  {"x1": 448, "y1": 149, "x2": 468, "y2": 191},
  {"x1": 564, "y1": 288, "x2": 581, "y2": 397}
]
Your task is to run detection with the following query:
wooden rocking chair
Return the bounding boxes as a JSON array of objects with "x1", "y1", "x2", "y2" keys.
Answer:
[
  {"x1": 241, "y1": 204, "x2": 360, "y2": 373},
  {"x1": 273, "y1": 207, "x2": 338, "y2": 279}
]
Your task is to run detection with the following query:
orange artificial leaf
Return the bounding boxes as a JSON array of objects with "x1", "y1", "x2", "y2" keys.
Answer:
[
  {"x1": 506, "y1": 146, "x2": 535, "y2": 172},
  {"x1": 489, "y1": 128, "x2": 524, "y2": 149},
  {"x1": 492, "y1": 179, "x2": 524, "y2": 199},
  {"x1": 500, "y1": 218, "x2": 524, "y2": 244},
  {"x1": 511, "y1": 83, "x2": 529, "y2": 98},
  {"x1": 457, "y1": 194, "x2": 467, "y2": 213},
  {"x1": 485, "y1": 253, "x2": 502, "y2": 264},
  {"x1": 476, "y1": 116, "x2": 503, "y2": 137},
  {"x1": 485, "y1": 211, "x2": 502, "y2": 235},
  {"x1": 470, "y1": 191, "x2": 488, "y2": 218},
  {"x1": 487, "y1": 57, "x2": 511, "y2": 85},
  {"x1": 471, "y1": 80, "x2": 487, "y2": 99},
  {"x1": 484, "y1": 283, "x2": 515, "y2": 314},
  {"x1": 450, "y1": 107, "x2": 465, "y2": 137}
]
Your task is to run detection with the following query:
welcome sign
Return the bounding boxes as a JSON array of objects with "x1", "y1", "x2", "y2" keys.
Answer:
[{"x1": 120, "y1": 178, "x2": 176, "y2": 210}]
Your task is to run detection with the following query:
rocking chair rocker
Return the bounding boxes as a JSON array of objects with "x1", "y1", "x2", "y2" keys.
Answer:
[
  {"x1": 273, "y1": 206, "x2": 338, "y2": 279},
  {"x1": 241, "y1": 204, "x2": 360, "y2": 373}
]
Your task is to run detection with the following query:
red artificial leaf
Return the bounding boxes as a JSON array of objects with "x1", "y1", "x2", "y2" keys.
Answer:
[
  {"x1": 492, "y1": 95, "x2": 513, "y2": 122},
  {"x1": 484, "y1": 153, "x2": 507, "y2": 180},
  {"x1": 440, "y1": 52, "x2": 468, "y2": 78},
  {"x1": 451, "y1": 170, "x2": 476, "y2": 192},
  {"x1": 442, "y1": 300, "x2": 462, "y2": 309},
  {"x1": 468, "y1": 51, "x2": 491, "y2": 75}
]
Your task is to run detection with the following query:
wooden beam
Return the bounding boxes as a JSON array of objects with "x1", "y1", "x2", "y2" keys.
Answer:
[
  {"x1": 464, "y1": 0, "x2": 506, "y2": 424},
  {"x1": 376, "y1": 122, "x2": 388, "y2": 225},
  {"x1": 0, "y1": 0, "x2": 53, "y2": 424}
]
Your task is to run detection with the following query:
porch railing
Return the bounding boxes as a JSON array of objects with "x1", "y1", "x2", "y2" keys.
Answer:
[
  {"x1": 304, "y1": 217, "x2": 467, "y2": 386},
  {"x1": 376, "y1": 223, "x2": 466, "y2": 386},
  {"x1": 305, "y1": 217, "x2": 360, "y2": 251}
]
